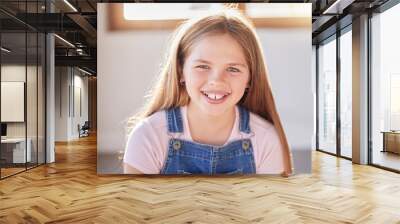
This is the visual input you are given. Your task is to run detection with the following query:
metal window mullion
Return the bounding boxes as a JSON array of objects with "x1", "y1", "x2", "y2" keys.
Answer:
[
  {"x1": 72, "y1": 68, "x2": 75, "y2": 118},
  {"x1": 36, "y1": 7, "x2": 39, "y2": 167},
  {"x1": 336, "y1": 29, "x2": 341, "y2": 157},
  {"x1": 25, "y1": 1, "x2": 27, "y2": 170},
  {"x1": 367, "y1": 10, "x2": 373, "y2": 165},
  {"x1": 44, "y1": 31, "x2": 47, "y2": 164},
  {"x1": 0, "y1": 27, "x2": 2, "y2": 179},
  {"x1": 68, "y1": 69, "x2": 71, "y2": 118},
  {"x1": 316, "y1": 45, "x2": 320, "y2": 150}
]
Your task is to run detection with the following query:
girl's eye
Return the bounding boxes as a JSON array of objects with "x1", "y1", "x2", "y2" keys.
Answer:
[
  {"x1": 196, "y1": 65, "x2": 210, "y2": 70},
  {"x1": 227, "y1": 67, "x2": 241, "y2": 73}
]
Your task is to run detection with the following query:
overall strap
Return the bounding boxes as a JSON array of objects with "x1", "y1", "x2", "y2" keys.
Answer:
[
  {"x1": 238, "y1": 106, "x2": 251, "y2": 134},
  {"x1": 166, "y1": 107, "x2": 184, "y2": 133}
]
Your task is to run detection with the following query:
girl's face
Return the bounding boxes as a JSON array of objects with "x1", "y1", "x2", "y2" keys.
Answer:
[{"x1": 182, "y1": 33, "x2": 250, "y2": 116}]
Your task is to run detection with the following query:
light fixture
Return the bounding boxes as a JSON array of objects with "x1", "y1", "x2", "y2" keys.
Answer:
[
  {"x1": 63, "y1": 0, "x2": 78, "y2": 12},
  {"x1": 54, "y1": 34, "x2": 75, "y2": 48},
  {"x1": 322, "y1": 0, "x2": 354, "y2": 15},
  {"x1": 78, "y1": 67, "x2": 93, "y2": 76},
  {"x1": 76, "y1": 48, "x2": 86, "y2": 56},
  {"x1": 1, "y1": 47, "x2": 11, "y2": 53}
]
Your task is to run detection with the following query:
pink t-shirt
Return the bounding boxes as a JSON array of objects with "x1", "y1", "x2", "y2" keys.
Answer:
[{"x1": 123, "y1": 106, "x2": 285, "y2": 174}]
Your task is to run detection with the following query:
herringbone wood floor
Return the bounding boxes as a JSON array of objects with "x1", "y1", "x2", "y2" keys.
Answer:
[{"x1": 1, "y1": 134, "x2": 400, "y2": 224}]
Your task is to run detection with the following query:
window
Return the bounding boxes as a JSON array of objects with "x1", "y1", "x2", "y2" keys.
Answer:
[
  {"x1": 318, "y1": 36, "x2": 337, "y2": 155},
  {"x1": 370, "y1": 2, "x2": 400, "y2": 171},
  {"x1": 0, "y1": 1, "x2": 46, "y2": 179},
  {"x1": 340, "y1": 28, "x2": 352, "y2": 158}
]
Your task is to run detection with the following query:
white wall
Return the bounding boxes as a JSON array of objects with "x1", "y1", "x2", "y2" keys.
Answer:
[
  {"x1": 73, "y1": 74, "x2": 89, "y2": 136},
  {"x1": 1, "y1": 65, "x2": 39, "y2": 138},
  {"x1": 55, "y1": 67, "x2": 89, "y2": 141},
  {"x1": 97, "y1": 4, "x2": 313, "y2": 173},
  {"x1": 55, "y1": 67, "x2": 69, "y2": 141},
  {"x1": 1, "y1": 67, "x2": 26, "y2": 130}
]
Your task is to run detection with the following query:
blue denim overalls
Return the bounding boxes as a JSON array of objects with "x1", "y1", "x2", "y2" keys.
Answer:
[{"x1": 160, "y1": 106, "x2": 256, "y2": 175}]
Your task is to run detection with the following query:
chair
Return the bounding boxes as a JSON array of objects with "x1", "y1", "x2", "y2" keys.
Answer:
[{"x1": 79, "y1": 121, "x2": 90, "y2": 138}]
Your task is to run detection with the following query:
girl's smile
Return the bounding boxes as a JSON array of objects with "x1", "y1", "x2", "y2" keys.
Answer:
[{"x1": 201, "y1": 90, "x2": 231, "y2": 104}]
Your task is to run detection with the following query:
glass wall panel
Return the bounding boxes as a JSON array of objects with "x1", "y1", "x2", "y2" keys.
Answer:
[
  {"x1": 1, "y1": 30, "x2": 28, "y2": 177},
  {"x1": 26, "y1": 0, "x2": 39, "y2": 169},
  {"x1": 27, "y1": 30, "x2": 38, "y2": 169},
  {"x1": 318, "y1": 36, "x2": 337, "y2": 154},
  {"x1": 371, "y1": 3, "x2": 400, "y2": 171},
  {"x1": 0, "y1": 1, "x2": 46, "y2": 179},
  {"x1": 340, "y1": 28, "x2": 352, "y2": 158},
  {"x1": 38, "y1": 32, "x2": 45, "y2": 165}
]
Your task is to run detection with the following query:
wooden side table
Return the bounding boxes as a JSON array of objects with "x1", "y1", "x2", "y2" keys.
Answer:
[{"x1": 381, "y1": 131, "x2": 400, "y2": 154}]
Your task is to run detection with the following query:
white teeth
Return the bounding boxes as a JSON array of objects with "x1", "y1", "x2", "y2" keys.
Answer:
[
  {"x1": 215, "y1": 94, "x2": 223, "y2": 100},
  {"x1": 204, "y1": 92, "x2": 226, "y2": 100}
]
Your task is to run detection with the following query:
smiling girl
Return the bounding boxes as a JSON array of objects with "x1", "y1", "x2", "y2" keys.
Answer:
[{"x1": 123, "y1": 9, "x2": 293, "y2": 176}]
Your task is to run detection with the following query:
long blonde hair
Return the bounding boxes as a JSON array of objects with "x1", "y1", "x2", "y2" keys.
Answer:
[{"x1": 128, "y1": 9, "x2": 293, "y2": 175}]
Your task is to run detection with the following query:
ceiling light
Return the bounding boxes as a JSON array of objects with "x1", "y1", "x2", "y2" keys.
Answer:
[
  {"x1": 1, "y1": 47, "x2": 11, "y2": 53},
  {"x1": 323, "y1": 0, "x2": 354, "y2": 15},
  {"x1": 63, "y1": 0, "x2": 78, "y2": 12},
  {"x1": 54, "y1": 34, "x2": 75, "y2": 48},
  {"x1": 78, "y1": 67, "x2": 93, "y2": 76}
]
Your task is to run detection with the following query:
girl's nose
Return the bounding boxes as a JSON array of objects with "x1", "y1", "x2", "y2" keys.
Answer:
[{"x1": 208, "y1": 69, "x2": 225, "y2": 84}]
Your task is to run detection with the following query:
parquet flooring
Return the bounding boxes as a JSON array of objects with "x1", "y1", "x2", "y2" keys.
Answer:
[
  {"x1": 1, "y1": 167, "x2": 26, "y2": 178},
  {"x1": 1, "y1": 134, "x2": 400, "y2": 223}
]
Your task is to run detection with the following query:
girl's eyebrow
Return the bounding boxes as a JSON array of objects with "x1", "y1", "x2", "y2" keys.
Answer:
[
  {"x1": 227, "y1": 63, "x2": 247, "y2": 68},
  {"x1": 194, "y1": 59, "x2": 247, "y2": 68},
  {"x1": 194, "y1": 59, "x2": 212, "y2": 64}
]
